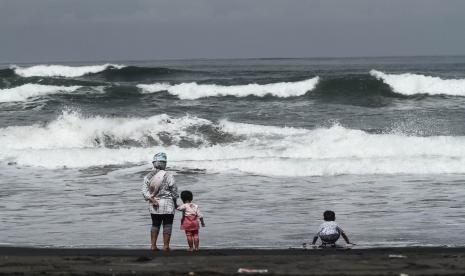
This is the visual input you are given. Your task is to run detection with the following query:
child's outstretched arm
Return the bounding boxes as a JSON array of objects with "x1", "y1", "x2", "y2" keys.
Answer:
[
  {"x1": 311, "y1": 228, "x2": 321, "y2": 245},
  {"x1": 341, "y1": 231, "x2": 351, "y2": 244},
  {"x1": 197, "y1": 207, "x2": 205, "y2": 227},
  {"x1": 311, "y1": 235, "x2": 318, "y2": 245}
]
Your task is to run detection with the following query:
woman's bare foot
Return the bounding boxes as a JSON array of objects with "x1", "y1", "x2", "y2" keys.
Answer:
[
  {"x1": 187, "y1": 247, "x2": 194, "y2": 252},
  {"x1": 151, "y1": 245, "x2": 159, "y2": 251},
  {"x1": 163, "y1": 246, "x2": 170, "y2": 252}
]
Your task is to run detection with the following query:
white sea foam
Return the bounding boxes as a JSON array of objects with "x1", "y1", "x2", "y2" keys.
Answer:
[
  {"x1": 137, "y1": 83, "x2": 171, "y2": 93},
  {"x1": 0, "y1": 84, "x2": 81, "y2": 102},
  {"x1": 0, "y1": 111, "x2": 211, "y2": 150},
  {"x1": 12, "y1": 64, "x2": 125, "y2": 78},
  {"x1": 2, "y1": 112, "x2": 465, "y2": 175},
  {"x1": 137, "y1": 77, "x2": 320, "y2": 99},
  {"x1": 370, "y1": 69, "x2": 465, "y2": 96}
]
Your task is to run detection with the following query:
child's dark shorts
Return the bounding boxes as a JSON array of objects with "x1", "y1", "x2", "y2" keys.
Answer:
[{"x1": 319, "y1": 233, "x2": 340, "y2": 244}]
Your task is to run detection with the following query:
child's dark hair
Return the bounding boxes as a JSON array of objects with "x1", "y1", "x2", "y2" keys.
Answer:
[
  {"x1": 323, "y1": 210, "x2": 336, "y2": 221},
  {"x1": 180, "y1": 190, "x2": 193, "y2": 203}
]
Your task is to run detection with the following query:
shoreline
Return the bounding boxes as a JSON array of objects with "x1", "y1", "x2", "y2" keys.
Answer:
[{"x1": 1, "y1": 246, "x2": 464, "y2": 275}]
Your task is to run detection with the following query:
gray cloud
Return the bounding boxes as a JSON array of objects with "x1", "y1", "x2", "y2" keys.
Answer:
[{"x1": 1, "y1": 0, "x2": 465, "y2": 63}]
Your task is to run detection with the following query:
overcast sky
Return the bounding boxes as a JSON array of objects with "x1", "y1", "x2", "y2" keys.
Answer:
[{"x1": 1, "y1": 0, "x2": 465, "y2": 63}]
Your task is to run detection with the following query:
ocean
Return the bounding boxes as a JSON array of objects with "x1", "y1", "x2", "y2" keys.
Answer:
[{"x1": 1, "y1": 56, "x2": 464, "y2": 249}]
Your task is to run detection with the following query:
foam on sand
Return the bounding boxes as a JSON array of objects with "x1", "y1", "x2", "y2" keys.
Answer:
[
  {"x1": 12, "y1": 64, "x2": 125, "y2": 78},
  {"x1": 370, "y1": 70, "x2": 465, "y2": 96},
  {"x1": 137, "y1": 77, "x2": 320, "y2": 99}
]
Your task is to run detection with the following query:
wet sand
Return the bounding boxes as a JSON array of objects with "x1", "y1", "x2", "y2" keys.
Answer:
[{"x1": 1, "y1": 246, "x2": 464, "y2": 275}]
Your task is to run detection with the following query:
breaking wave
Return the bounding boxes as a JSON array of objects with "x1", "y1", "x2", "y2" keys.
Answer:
[
  {"x1": 137, "y1": 77, "x2": 320, "y2": 99},
  {"x1": 0, "y1": 84, "x2": 81, "y2": 102},
  {"x1": 0, "y1": 111, "x2": 237, "y2": 150},
  {"x1": 1, "y1": 111, "x2": 465, "y2": 176},
  {"x1": 11, "y1": 64, "x2": 125, "y2": 78},
  {"x1": 370, "y1": 70, "x2": 465, "y2": 96}
]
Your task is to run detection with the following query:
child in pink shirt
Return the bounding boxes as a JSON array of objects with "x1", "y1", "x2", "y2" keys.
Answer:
[{"x1": 177, "y1": 190, "x2": 205, "y2": 251}]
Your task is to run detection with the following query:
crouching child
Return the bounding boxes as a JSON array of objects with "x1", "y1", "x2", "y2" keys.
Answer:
[{"x1": 312, "y1": 210, "x2": 352, "y2": 247}]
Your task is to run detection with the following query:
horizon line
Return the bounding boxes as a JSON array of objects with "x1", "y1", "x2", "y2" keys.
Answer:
[{"x1": 2, "y1": 54, "x2": 465, "y2": 65}]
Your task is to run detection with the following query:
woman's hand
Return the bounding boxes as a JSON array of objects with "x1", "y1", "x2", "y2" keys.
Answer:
[{"x1": 149, "y1": 197, "x2": 159, "y2": 206}]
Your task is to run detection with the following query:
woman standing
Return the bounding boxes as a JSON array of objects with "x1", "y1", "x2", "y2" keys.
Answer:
[{"x1": 141, "y1": 152, "x2": 179, "y2": 251}]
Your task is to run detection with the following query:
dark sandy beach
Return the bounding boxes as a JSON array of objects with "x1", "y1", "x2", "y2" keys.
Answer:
[{"x1": 1, "y1": 246, "x2": 464, "y2": 275}]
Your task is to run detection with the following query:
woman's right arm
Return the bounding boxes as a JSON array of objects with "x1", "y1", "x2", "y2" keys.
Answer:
[{"x1": 141, "y1": 176, "x2": 151, "y2": 201}]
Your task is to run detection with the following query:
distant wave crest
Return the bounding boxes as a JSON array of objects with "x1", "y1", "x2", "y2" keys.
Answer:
[
  {"x1": 11, "y1": 64, "x2": 125, "y2": 78},
  {"x1": 0, "y1": 84, "x2": 81, "y2": 102},
  {"x1": 137, "y1": 77, "x2": 320, "y2": 99},
  {"x1": 370, "y1": 70, "x2": 465, "y2": 96}
]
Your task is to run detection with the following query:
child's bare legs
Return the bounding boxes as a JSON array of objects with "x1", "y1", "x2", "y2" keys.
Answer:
[
  {"x1": 185, "y1": 231, "x2": 194, "y2": 251},
  {"x1": 193, "y1": 231, "x2": 200, "y2": 251}
]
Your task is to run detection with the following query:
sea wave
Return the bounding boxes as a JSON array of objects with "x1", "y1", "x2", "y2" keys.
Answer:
[
  {"x1": 11, "y1": 64, "x2": 125, "y2": 78},
  {"x1": 1, "y1": 112, "x2": 465, "y2": 175},
  {"x1": 137, "y1": 77, "x2": 320, "y2": 99},
  {"x1": 370, "y1": 70, "x2": 465, "y2": 96},
  {"x1": 0, "y1": 111, "x2": 235, "y2": 149},
  {"x1": 0, "y1": 84, "x2": 81, "y2": 102}
]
